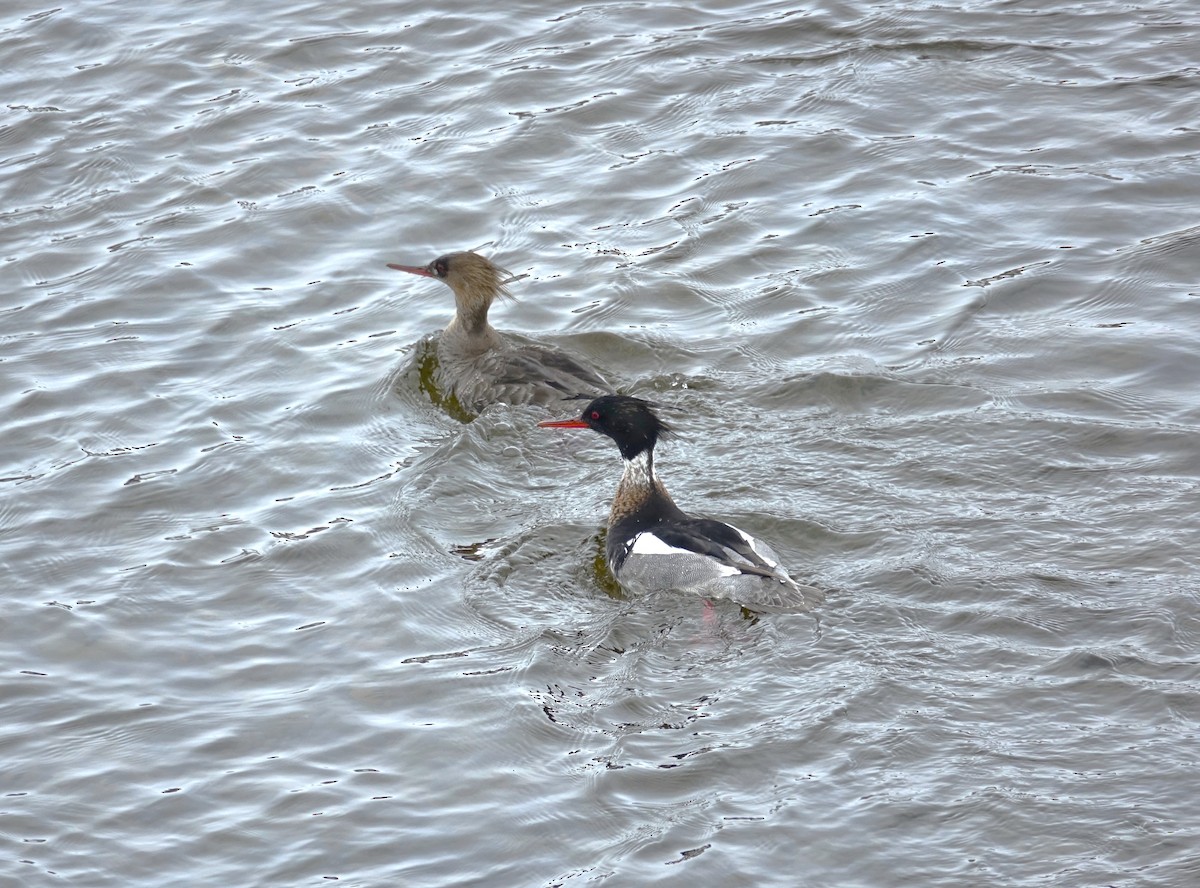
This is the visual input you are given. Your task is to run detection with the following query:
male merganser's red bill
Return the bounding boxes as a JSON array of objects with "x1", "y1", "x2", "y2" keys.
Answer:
[
  {"x1": 540, "y1": 395, "x2": 822, "y2": 613},
  {"x1": 388, "y1": 250, "x2": 612, "y2": 416}
]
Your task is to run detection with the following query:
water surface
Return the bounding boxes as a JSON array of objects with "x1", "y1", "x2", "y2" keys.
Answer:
[{"x1": 3, "y1": 1, "x2": 1199, "y2": 885}]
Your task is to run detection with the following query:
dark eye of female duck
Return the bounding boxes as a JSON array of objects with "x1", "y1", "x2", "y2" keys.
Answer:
[{"x1": 431, "y1": 257, "x2": 449, "y2": 277}]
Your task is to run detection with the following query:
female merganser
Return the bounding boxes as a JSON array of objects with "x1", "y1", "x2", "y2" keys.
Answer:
[
  {"x1": 388, "y1": 251, "x2": 612, "y2": 415},
  {"x1": 539, "y1": 395, "x2": 822, "y2": 612}
]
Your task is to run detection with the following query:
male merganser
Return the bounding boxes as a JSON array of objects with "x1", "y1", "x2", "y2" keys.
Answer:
[
  {"x1": 388, "y1": 251, "x2": 612, "y2": 415},
  {"x1": 539, "y1": 395, "x2": 822, "y2": 612}
]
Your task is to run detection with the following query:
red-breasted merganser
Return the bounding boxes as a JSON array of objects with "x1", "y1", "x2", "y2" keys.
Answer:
[
  {"x1": 387, "y1": 251, "x2": 612, "y2": 415},
  {"x1": 539, "y1": 395, "x2": 822, "y2": 612}
]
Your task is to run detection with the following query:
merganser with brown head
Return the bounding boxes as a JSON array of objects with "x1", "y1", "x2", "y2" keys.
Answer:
[
  {"x1": 540, "y1": 394, "x2": 822, "y2": 613},
  {"x1": 388, "y1": 251, "x2": 612, "y2": 416}
]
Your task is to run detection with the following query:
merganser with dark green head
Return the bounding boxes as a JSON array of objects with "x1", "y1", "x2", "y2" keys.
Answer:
[{"x1": 540, "y1": 395, "x2": 822, "y2": 613}]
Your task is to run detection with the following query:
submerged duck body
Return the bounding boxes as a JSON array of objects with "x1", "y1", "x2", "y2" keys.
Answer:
[
  {"x1": 540, "y1": 395, "x2": 822, "y2": 613},
  {"x1": 388, "y1": 251, "x2": 612, "y2": 415}
]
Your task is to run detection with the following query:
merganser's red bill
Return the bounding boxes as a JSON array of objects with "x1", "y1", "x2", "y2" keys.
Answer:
[
  {"x1": 387, "y1": 263, "x2": 434, "y2": 277},
  {"x1": 538, "y1": 418, "x2": 589, "y2": 429}
]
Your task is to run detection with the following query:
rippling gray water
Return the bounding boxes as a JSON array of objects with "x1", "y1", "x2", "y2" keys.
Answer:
[{"x1": 3, "y1": 1, "x2": 1199, "y2": 885}]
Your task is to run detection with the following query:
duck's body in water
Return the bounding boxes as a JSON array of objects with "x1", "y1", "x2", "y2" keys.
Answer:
[
  {"x1": 540, "y1": 395, "x2": 823, "y2": 613},
  {"x1": 388, "y1": 251, "x2": 612, "y2": 416}
]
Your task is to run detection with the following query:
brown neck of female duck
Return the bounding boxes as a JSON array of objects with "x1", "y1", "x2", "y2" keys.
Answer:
[{"x1": 445, "y1": 289, "x2": 499, "y2": 347}]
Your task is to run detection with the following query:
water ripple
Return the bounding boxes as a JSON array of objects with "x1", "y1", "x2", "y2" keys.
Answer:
[{"x1": 3, "y1": 0, "x2": 1200, "y2": 885}]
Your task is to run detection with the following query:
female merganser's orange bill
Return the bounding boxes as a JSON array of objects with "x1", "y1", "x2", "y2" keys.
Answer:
[
  {"x1": 388, "y1": 251, "x2": 613, "y2": 416},
  {"x1": 540, "y1": 395, "x2": 823, "y2": 613}
]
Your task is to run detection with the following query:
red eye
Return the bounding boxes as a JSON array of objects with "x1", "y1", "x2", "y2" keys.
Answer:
[{"x1": 590, "y1": 411, "x2": 601, "y2": 420}]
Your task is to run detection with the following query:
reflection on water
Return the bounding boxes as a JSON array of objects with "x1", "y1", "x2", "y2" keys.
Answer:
[{"x1": 411, "y1": 335, "x2": 477, "y2": 424}]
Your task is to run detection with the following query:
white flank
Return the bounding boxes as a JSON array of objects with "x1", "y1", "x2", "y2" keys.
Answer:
[
  {"x1": 628, "y1": 532, "x2": 741, "y2": 577},
  {"x1": 628, "y1": 531, "x2": 688, "y2": 556}
]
